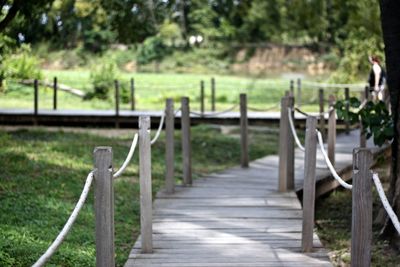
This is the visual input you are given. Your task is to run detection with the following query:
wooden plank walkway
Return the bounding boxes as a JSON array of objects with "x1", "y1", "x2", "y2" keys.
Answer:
[
  {"x1": 0, "y1": 108, "x2": 344, "y2": 128},
  {"x1": 124, "y1": 130, "x2": 384, "y2": 266}
]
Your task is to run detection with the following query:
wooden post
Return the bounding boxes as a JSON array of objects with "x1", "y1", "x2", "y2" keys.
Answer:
[
  {"x1": 240, "y1": 94, "x2": 249, "y2": 168},
  {"x1": 360, "y1": 86, "x2": 369, "y2": 147},
  {"x1": 34, "y1": 79, "x2": 38, "y2": 116},
  {"x1": 115, "y1": 80, "x2": 120, "y2": 128},
  {"x1": 290, "y1": 80, "x2": 294, "y2": 96},
  {"x1": 301, "y1": 116, "x2": 317, "y2": 252},
  {"x1": 211, "y1": 77, "x2": 216, "y2": 111},
  {"x1": 115, "y1": 80, "x2": 119, "y2": 116},
  {"x1": 278, "y1": 96, "x2": 294, "y2": 191},
  {"x1": 328, "y1": 95, "x2": 336, "y2": 167},
  {"x1": 181, "y1": 97, "x2": 192, "y2": 186},
  {"x1": 319, "y1": 89, "x2": 325, "y2": 140},
  {"x1": 345, "y1": 87, "x2": 350, "y2": 134},
  {"x1": 351, "y1": 148, "x2": 373, "y2": 267},
  {"x1": 297, "y1": 78, "x2": 302, "y2": 107},
  {"x1": 53, "y1": 77, "x2": 57, "y2": 110},
  {"x1": 130, "y1": 78, "x2": 135, "y2": 111},
  {"x1": 94, "y1": 147, "x2": 115, "y2": 267},
  {"x1": 139, "y1": 116, "x2": 153, "y2": 253},
  {"x1": 200, "y1": 80, "x2": 205, "y2": 115},
  {"x1": 165, "y1": 99, "x2": 175, "y2": 193}
]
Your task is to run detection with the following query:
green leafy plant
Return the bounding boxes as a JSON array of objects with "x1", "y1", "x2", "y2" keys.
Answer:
[
  {"x1": 335, "y1": 97, "x2": 393, "y2": 146},
  {"x1": 2, "y1": 44, "x2": 42, "y2": 82},
  {"x1": 86, "y1": 63, "x2": 118, "y2": 100},
  {"x1": 137, "y1": 36, "x2": 169, "y2": 66}
]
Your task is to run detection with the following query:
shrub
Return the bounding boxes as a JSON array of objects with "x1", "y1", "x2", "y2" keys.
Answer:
[
  {"x1": 2, "y1": 44, "x2": 42, "y2": 81},
  {"x1": 86, "y1": 63, "x2": 118, "y2": 100},
  {"x1": 137, "y1": 36, "x2": 168, "y2": 66}
]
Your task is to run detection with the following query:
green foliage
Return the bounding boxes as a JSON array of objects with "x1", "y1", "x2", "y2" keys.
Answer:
[
  {"x1": 1, "y1": 44, "x2": 42, "y2": 85},
  {"x1": 137, "y1": 36, "x2": 168, "y2": 65},
  {"x1": 83, "y1": 29, "x2": 116, "y2": 54},
  {"x1": 335, "y1": 98, "x2": 393, "y2": 146},
  {"x1": 87, "y1": 63, "x2": 118, "y2": 100}
]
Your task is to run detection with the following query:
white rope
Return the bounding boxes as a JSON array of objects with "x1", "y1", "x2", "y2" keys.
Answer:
[
  {"x1": 372, "y1": 173, "x2": 400, "y2": 235},
  {"x1": 359, "y1": 99, "x2": 368, "y2": 109},
  {"x1": 113, "y1": 133, "x2": 139, "y2": 178},
  {"x1": 302, "y1": 81, "x2": 365, "y2": 89},
  {"x1": 174, "y1": 108, "x2": 181, "y2": 116},
  {"x1": 190, "y1": 104, "x2": 238, "y2": 117},
  {"x1": 287, "y1": 108, "x2": 305, "y2": 151},
  {"x1": 32, "y1": 171, "x2": 94, "y2": 267},
  {"x1": 150, "y1": 111, "x2": 165, "y2": 145},
  {"x1": 316, "y1": 130, "x2": 353, "y2": 190}
]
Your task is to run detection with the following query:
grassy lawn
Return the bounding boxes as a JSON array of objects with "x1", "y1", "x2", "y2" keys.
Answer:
[
  {"x1": 0, "y1": 70, "x2": 363, "y2": 112},
  {"x1": 0, "y1": 124, "x2": 279, "y2": 267},
  {"x1": 315, "y1": 159, "x2": 400, "y2": 266}
]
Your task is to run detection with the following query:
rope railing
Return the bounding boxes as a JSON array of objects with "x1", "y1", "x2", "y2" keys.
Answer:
[
  {"x1": 189, "y1": 104, "x2": 239, "y2": 117},
  {"x1": 113, "y1": 133, "x2": 139, "y2": 178},
  {"x1": 287, "y1": 108, "x2": 305, "y2": 151},
  {"x1": 32, "y1": 171, "x2": 95, "y2": 267},
  {"x1": 247, "y1": 103, "x2": 280, "y2": 112},
  {"x1": 372, "y1": 173, "x2": 400, "y2": 235},
  {"x1": 316, "y1": 130, "x2": 353, "y2": 190},
  {"x1": 302, "y1": 81, "x2": 365, "y2": 89},
  {"x1": 150, "y1": 111, "x2": 165, "y2": 145}
]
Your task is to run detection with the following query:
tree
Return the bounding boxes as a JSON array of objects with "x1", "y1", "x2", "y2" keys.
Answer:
[
  {"x1": 379, "y1": 0, "x2": 400, "y2": 245},
  {"x1": 0, "y1": 0, "x2": 54, "y2": 33}
]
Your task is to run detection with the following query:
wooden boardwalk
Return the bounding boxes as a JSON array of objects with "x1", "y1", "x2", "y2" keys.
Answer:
[
  {"x1": 125, "y1": 130, "x2": 383, "y2": 267},
  {"x1": 0, "y1": 108, "x2": 342, "y2": 128}
]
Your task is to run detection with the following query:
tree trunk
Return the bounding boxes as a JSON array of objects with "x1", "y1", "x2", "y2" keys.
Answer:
[{"x1": 379, "y1": 0, "x2": 400, "y2": 245}]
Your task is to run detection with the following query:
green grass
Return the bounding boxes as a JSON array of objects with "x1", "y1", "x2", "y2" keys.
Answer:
[
  {"x1": 315, "y1": 160, "x2": 400, "y2": 266},
  {"x1": 0, "y1": 69, "x2": 364, "y2": 112},
  {"x1": 0, "y1": 125, "x2": 279, "y2": 266}
]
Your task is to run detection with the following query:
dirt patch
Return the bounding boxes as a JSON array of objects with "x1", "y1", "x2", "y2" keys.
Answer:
[{"x1": 232, "y1": 44, "x2": 327, "y2": 76}]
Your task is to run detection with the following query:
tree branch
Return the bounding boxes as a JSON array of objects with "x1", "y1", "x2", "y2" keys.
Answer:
[{"x1": 0, "y1": 0, "x2": 21, "y2": 32}]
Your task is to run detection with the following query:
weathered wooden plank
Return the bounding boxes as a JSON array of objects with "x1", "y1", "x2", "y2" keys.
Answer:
[
  {"x1": 302, "y1": 116, "x2": 317, "y2": 252},
  {"x1": 181, "y1": 97, "x2": 192, "y2": 185},
  {"x1": 351, "y1": 148, "x2": 372, "y2": 267},
  {"x1": 139, "y1": 116, "x2": 153, "y2": 253},
  {"x1": 240, "y1": 93, "x2": 249, "y2": 168},
  {"x1": 94, "y1": 147, "x2": 115, "y2": 267},
  {"x1": 165, "y1": 98, "x2": 174, "y2": 194},
  {"x1": 328, "y1": 95, "x2": 336, "y2": 166}
]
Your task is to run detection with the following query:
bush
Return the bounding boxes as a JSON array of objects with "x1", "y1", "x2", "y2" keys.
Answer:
[
  {"x1": 137, "y1": 36, "x2": 168, "y2": 66},
  {"x1": 2, "y1": 44, "x2": 42, "y2": 81},
  {"x1": 86, "y1": 63, "x2": 118, "y2": 100}
]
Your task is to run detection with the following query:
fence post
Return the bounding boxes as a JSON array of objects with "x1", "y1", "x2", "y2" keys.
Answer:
[
  {"x1": 53, "y1": 77, "x2": 57, "y2": 110},
  {"x1": 319, "y1": 89, "x2": 325, "y2": 140},
  {"x1": 345, "y1": 87, "x2": 350, "y2": 134},
  {"x1": 34, "y1": 79, "x2": 38, "y2": 116},
  {"x1": 200, "y1": 80, "x2": 205, "y2": 115},
  {"x1": 301, "y1": 116, "x2": 317, "y2": 252},
  {"x1": 94, "y1": 147, "x2": 115, "y2": 267},
  {"x1": 165, "y1": 99, "x2": 175, "y2": 193},
  {"x1": 181, "y1": 97, "x2": 192, "y2": 186},
  {"x1": 131, "y1": 78, "x2": 135, "y2": 111},
  {"x1": 290, "y1": 80, "x2": 294, "y2": 97},
  {"x1": 297, "y1": 78, "x2": 302, "y2": 107},
  {"x1": 211, "y1": 77, "x2": 216, "y2": 111},
  {"x1": 328, "y1": 95, "x2": 336, "y2": 167},
  {"x1": 114, "y1": 80, "x2": 120, "y2": 128},
  {"x1": 278, "y1": 96, "x2": 294, "y2": 191},
  {"x1": 240, "y1": 94, "x2": 249, "y2": 168},
  {"x1": 360, "y1": 86, "x2": 369, "y2": 147},
  {"x1": 351, "y1": 148, "x2": 373, "y2": 267},
  {"x1": 139, "y1": 116, "x2": 153, "y2": 253}
]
